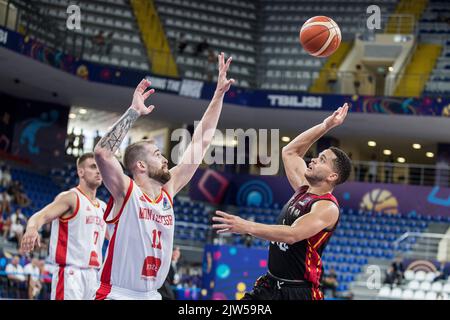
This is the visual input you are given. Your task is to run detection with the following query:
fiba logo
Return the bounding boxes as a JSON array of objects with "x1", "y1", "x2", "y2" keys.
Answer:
[
  {"x1": 360, "y1": 189, "x2": 399, "y2": 214},
  {"x1": 236, "y1": 180, "x2": 273, "y2": 207}
]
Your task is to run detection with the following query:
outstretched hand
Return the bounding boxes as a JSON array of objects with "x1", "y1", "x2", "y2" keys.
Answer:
[
  {"x1": 212, "y1": 210, "x2": 250, "y2": 235},
  {"x1": 131, "y1": 79, "x2": 156, "y2": 116},
  {"x1": 215, "y1": 52, "x2": 235, "y2": 94},
  {"x1": 323, "y1": 103, "x2": 349, "y2": 129}
]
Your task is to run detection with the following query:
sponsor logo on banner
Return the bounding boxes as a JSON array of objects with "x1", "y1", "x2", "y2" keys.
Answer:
[
  {"x1": 179, "y1": 79, "x2": 204, "y2": 99},
  {"x1": 267, "y1": 95, "x2": 322, "y2": 109}
]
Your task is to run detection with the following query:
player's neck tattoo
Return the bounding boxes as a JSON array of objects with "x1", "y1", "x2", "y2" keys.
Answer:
[{"x1": 99, "y1": 108, "x2": 139, "y2": 153}]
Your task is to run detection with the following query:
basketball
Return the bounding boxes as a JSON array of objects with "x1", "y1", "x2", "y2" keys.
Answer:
[{"x1": 299, "y1": 16, "x2": 342, "y2": 57}]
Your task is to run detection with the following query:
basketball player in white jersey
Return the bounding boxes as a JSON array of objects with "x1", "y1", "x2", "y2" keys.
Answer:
[
  {"x1": 21, "y1": 153, "x2": 107, "y2": 300},
  {"x1": 93, "y1": 52, "x2": 234, "y2": 300}
]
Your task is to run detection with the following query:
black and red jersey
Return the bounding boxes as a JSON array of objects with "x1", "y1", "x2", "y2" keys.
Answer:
[{"x1": 268, "y1": 185, "x2": 339, "y2": 298}]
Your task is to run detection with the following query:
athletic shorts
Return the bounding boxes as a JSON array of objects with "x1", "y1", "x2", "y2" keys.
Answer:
[
  {"x1": 51, "y1": 265, "x2": 99, "y2": 300},
  {"x1": 241, "y1": 273, "x2": 323, "y2": 300}
]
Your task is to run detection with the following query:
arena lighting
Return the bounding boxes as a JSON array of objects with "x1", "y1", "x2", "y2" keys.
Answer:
[
  {"x1": 69, "y1": 113, "x2": 76, "y2": 119},
  {"x1": 412, "y1": 143, "x2": 421, "y2": 149},
  {"x1": 281, "y1": 136, "x2": 291, "y2": 142},
  {"x1": 368, "y1": 141, "x2": 376, "y2": 147},
  {"x1": 79, "y1": 108, "x2": 87, "y2": 115},
  {"x1": 383, "y1": 149, "x2": 392, "y2": 155},
  {"x1": 426, "y1": 152, "x2": 434, "y2": 158},
  {"x1": 397, "y1": 157, "x2": 406, "y2": 163}
]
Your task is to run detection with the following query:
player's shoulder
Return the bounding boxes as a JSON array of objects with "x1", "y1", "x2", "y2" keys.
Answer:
[
  {"x1": 311, "y1": 199, "x2": 339, "y2": 214},
  {"x1": 54, "y1": 189, "x2": 78, "y2": 204}
]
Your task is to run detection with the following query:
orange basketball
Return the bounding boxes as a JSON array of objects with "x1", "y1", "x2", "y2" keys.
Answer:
[{"x1": 299, "y1": 16, "x2": 341, "y2": 58}]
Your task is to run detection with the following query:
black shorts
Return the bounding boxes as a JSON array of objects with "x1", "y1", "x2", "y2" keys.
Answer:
[{"x1": 241, "y1": 273, "x2": 323, "y2": 301}]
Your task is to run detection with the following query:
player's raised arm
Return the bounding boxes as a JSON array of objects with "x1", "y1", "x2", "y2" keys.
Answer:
[
  {"x1": 212, "y1": 200, "x2": 339, "y2": 244},
  {"x1": 21, "y1": 191, "x2": 77, "y2": 253},
  {"x1": 282, "y1": 103, "x2": 349, "y2": 191},
  {"x1": 94, "y1": 79, "x2": 156, "y2": 199},
  {"x1": 165, "y1": 52, "x2": 235, "y2": 197}
]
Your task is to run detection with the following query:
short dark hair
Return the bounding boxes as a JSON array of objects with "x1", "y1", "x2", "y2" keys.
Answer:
[
  {"x1": 123, "y1": 140, "x2": 155, "y2": 172},
  {"x1": 329, "y1": 147, "x2": 352, "y2": 185},
  {"x1": 77, "y1": 152, "x2": 94, "y2": 168}
]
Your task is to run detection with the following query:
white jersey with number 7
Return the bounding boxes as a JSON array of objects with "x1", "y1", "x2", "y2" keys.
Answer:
[{"x1": 48, "y1": 187, "x2": 107, "y2": 269}]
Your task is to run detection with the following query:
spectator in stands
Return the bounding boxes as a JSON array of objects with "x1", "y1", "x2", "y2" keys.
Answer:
[
  {"x1": 243, "y1": 234, "x2": 253, "y2": 248},
  {"x1": 0, "y1": 190, "x2": 12, "y2": 214},
  {"x1": 158, "y1": 246, "x2": 182, "y2": 300},
  {"x1": 5, "y1": 255, "x2": 26, "y2": 299},
  {"x1": 383, "y1": 266, "x2": 396, "y2": 286},
  {"x1": 66, "y1": 128, "x2": 76, "y2": 155},
  {"x1": 205, "y1": 49, "x2": 216, "y2": 82},
  {"x1": 93, "y1": 30, "x2": 106, "y2": 54},
  {"x1": 38, "y1": 223, "x2": 51, "y2": 259},
  {"x1": 384, "y1": 155, "x2": 394, "y2": 183},
  {"x1": 391, "y1": 256, "x2": 404, "y2": 285},
  {"x1": 195, "y1": 38, "x2": 209, "y2": 56},
  {"x1": 24, "y1": 256, "x2": 42, "y2": 300},
  {"x1": 1, "y1": 165, "x2": 12, "y2": 188},
  {"x1": 433, "y1": 261, "x2": 448, "y2": 282},
  {"x1": 93, "y1": 130, "x2": 102, "y2": 151},
  {"x1": 38, "y1": 260, "x2": 52, "y2": 299},
  {"x1": 9, "y1": 181, "x2": 31, "y2": 208},
  {"x1": 6, "y1": 255, "x2": 26, "y2": 281},
  {"x1": 353, "y1": 64, "x2": 364, "y2": 95},
  {"x1": 367, "y1": 154, "x2": 377, "y2": 183},
  {"x1": 77, "y1": 129, "x2": 85, "y2": 157},
  {"x1": 327, "y1": 63, "x2": 338, "y2": 93},
  {"x1": 105, "y1": 32, "x2": 114, "y2": 55},
  {"x1": 322, "y1": 268, "x2": 339, "y2": 298},
  {"x1": 9, "y1": 208, "x2": 27, "y2": 246},
  {"x1": 177, "y1": 33, "x2": 188, "y2": 54}
]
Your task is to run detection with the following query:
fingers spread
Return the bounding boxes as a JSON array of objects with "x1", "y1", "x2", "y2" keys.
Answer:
[
  {"x1": 216, "y1": 210, "x2": 232, "y2": 218},
  {"x1": 212, "y1": 224, "x2": 231, "y2": 229},
  {"x1": 143, "y1": 88, "x2": 155, "y2": 100},
  {"x1": 136, "y1": 79, "x2": 148, "y2": 94},
  {"x1": 212, "y1": 217, "x2": 227, "y2": 223},
  {"x1": 225, "y1": 56, "x2": 232, "y2": 70}
]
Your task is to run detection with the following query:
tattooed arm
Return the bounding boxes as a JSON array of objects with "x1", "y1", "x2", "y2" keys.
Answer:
[{"x1": 94, "y1": 79, "x2": 156, "y2": 199}]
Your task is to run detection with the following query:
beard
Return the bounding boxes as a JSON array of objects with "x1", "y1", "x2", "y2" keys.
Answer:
[
  {"x1": 304, "y1": 170, "x2": 324, "y2": 185},
  {"x1": 148, "y1": 168, "x2": 171, "y2": 184}
]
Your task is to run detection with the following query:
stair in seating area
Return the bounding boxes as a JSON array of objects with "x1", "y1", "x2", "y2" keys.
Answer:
[
  {"x1": 394, "y1": 43, "x2": 442, "y2": 97},
  {"x1": 385, "y1": 0, "x2": 428, "y2": 34},
  {"x1": 309, "y1": 42, "x2": 351, "y2": 94}
]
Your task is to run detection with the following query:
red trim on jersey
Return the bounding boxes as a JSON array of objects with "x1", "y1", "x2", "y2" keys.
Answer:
[
  {"x1": 162, "y1": 188, "x2": 173, "y2": 207},
  {"x1": 55, "y1": 220, "x2": 69, "y2": 300},
  {"x1": 55, "y1": 221, "x2": 69, "y2": 265},
  {"x1": 76, "y1": 186, "x2": 100, "y2": 208},
  {"x1": 104, "y1": 179, "x2": 133, "y2": 224},
  {"x1": 142, "y1": 189, "x2": 163, "y2": 204},
  {"x1": 59, "y1": 192, "x2": 80, "y2": 222},
  {"x1": 55, "y1": 267, "x2": 65, "y2": 300},
  {"x1": 95, "y1": 222, "x2": 119, "y2": 300}
]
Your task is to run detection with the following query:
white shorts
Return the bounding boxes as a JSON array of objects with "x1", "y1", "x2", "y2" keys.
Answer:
[
  {"x1": 51, "y1": 266, "x2": 99, "y2": 300},
  {"x1": 95, "y1": 283, "x2": 162, "y2": 300}
]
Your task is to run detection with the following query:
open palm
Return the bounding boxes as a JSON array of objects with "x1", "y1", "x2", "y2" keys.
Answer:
[
  {"x1": 131, "y1": 79, "x2": 156, "y2": 116},
  {"x1": 323, "y1": 103, "x2": 349, "y2": 129}
]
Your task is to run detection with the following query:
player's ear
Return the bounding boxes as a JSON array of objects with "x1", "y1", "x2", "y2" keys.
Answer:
[
  {"x1": 328, "y1": 172, "x2": 338, "y2": 184},
  {"x1": 137, "y1": 160, "x2": 146, "y2": 171},
  {"x1": 77, "y1": 167, "x2": 84, "y2": 178}
]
